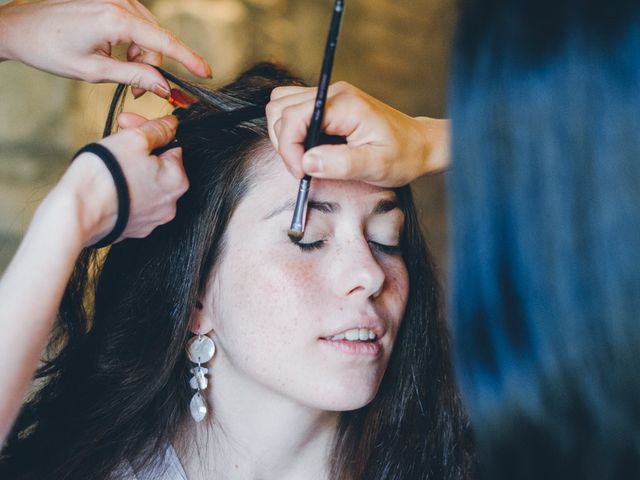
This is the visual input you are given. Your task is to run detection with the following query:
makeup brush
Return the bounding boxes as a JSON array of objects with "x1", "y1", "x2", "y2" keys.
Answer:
[{"x1": 288, "y1": 0, "x2": 345, "y2": 241}]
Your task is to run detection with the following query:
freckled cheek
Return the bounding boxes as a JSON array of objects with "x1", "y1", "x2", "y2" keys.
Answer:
[
  {"x1": 218, "y1": 250, "x2": 324, "y2": 335},
  {"x1": 214, "y1": 250, "x2": 329, "y2": 382},
  {"x1": 245, "y1": 250, "x2": 322, "y2": 297}
]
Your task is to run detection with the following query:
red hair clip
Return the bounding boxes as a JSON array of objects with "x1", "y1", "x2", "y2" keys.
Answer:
[{"x1": 168, "y1": 88, "x2": 195, "y2": 108}]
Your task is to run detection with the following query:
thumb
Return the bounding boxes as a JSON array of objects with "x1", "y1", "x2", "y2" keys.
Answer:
[
  {"x1": 137, "y1": 115, "x2": 178, "y2": 151},
  {"x1": 90, "y1": 57, "x2": 170, "y2": 98},
  {"x1": 301, "y1": 144, "x2": 385, "y2": 184},
  {"x1": 117, "y1": 112, "x2": 149, "y2": 129}
]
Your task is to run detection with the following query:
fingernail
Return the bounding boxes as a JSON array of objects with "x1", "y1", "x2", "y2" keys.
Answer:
[
  {"x1": 153, "y1": 84, "x2": 171, "y2": 98},
  {"x1": 303, "y1": 153, "x2": 323, "y2": 174},
  {"x1": 205, "y1": 63, "x2": 213, "y2": 78}
]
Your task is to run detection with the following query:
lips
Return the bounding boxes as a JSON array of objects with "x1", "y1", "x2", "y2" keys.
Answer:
[{"x1": 319, "y1": 337, "x2": 383, "y2": 356}]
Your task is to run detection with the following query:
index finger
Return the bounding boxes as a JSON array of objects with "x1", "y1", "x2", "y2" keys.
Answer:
[
  {"x1": 270, "y1": 85, "x2": 315, "y2": 101},
  {"x1": 123, "y1": 17, "x2": 212, "y2": 79},
  {"x1": 266, "y1": 90, "x2": 317, "y2": 150}
]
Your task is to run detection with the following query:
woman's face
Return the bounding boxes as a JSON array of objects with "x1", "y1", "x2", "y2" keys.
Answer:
[{"x1": 201, "y1": 153, "x2": 409, "y2": 411}]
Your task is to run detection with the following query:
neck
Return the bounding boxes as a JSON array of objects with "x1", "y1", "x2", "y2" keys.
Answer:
[{"x1": 176, "y1": 354, "x2": 340, "y2": 480}]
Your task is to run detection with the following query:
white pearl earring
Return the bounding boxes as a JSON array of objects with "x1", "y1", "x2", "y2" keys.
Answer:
[{"x1": 186, "y1": 334, "x2": 216, "y2": 422}]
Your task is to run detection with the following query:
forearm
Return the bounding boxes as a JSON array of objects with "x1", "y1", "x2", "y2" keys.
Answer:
[{"x1": 0, "y1": 188, "x2": 85, "y2": 443}]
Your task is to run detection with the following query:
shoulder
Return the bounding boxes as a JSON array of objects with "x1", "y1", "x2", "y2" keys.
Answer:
[
  {"x1": 109, "y1": 443, "x2": 187, "y2": 480},
  {"x1": 108, "y1": 460, "x2": 138, "y2": 480}
]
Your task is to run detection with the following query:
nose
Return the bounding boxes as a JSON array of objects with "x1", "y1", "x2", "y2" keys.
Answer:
[{"x1": 330, "y1": 236, "x2": 386, "y2": 300}]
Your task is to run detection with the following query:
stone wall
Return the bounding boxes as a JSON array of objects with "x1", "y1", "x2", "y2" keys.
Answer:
[{"x1": 0, "y1": 0, "x2": 455, "y2": 274}]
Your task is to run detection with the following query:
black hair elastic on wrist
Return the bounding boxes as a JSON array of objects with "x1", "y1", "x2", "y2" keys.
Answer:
[{"x1": 71, "y1": 143, "x2": 130, "y2": 248}]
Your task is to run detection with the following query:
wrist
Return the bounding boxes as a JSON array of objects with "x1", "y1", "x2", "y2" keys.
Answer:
[
  {"x1": 413, "y1": 116, "x2": 450, "y2": 175},
  {"x1": 49, "y1": 153, "x2": 118, "y2": 247}
]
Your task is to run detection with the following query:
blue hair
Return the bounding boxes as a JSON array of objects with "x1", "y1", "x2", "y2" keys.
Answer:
[{"x1": 449, "y1": 1, "x2": 640, "y2": 478}]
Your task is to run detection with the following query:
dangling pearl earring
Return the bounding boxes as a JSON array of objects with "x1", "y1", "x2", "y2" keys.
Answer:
[{"x1": 186, "y1": 334, "x2": 216, "y2": 422}]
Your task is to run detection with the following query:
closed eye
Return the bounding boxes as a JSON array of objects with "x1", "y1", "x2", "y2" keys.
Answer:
[
  {"x1": 295, "y1": 240, "x2": 326, "y2": 252},
  {"x1": 292, "y1": 239, "x2": 401, "y2": 255},
  {"x1": 369, "y1": 241, "x2": 402, "y2": 256}
]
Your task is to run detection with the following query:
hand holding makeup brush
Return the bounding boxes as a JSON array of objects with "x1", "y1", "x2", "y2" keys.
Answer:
[
  {"x1": 0, "y1": 0, "x2": 211, "y2": 98},
  {"x1": 267, "y1": 82, "x2": 450, "y2": 187}
]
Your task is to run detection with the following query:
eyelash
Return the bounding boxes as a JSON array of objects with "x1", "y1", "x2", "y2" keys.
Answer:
[
  {"x1": 295, "y1": 240, "x2": 325, "y2": 252},
  {"x1": 295, "y1": 240, "x2": 402, "y2": 255}
]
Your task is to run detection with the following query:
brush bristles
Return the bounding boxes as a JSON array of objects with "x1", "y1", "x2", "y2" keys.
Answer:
[{"x1": 287, "y1": 229, "x2": 304, "y2": 242}]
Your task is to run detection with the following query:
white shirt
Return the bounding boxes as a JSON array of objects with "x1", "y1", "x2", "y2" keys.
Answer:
[{"x1": 111, "y1": 443, "x2": 188, "y2": 480}]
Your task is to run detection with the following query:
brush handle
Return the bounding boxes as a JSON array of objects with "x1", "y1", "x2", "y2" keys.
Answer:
[
  {"x1": 289, "y1": 0, "x2": 345, "y2": 238},
  {"x1": 304, "y1": 0, "x2": 345, "y2": 152}
]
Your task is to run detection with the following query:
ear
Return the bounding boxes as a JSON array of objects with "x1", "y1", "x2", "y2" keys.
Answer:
[
  {"x1": 190, "y1": 273, "x2": 220, "y2": 335},
  {"x1": 190, "y1": 295, "x2": 216, "y2": 336}
]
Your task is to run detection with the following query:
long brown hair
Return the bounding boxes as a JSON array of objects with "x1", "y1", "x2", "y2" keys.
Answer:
[{"x1": 1, "y1": 63, "x2": 474, "y2": 479}]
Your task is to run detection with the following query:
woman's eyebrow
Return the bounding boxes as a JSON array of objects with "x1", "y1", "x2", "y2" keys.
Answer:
[
  {"x1": 371, "y1": 198, "x2": 400, "y2": 215},
  {"x1": 262, "y1": 197, "x2": 398, "y2": 220},
  {"x1": 263, "y1": 200, "x2": 340, "y2": 220}
]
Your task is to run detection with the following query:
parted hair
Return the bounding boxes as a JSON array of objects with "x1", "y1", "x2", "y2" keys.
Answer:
[{"x1": 450, "y1": 1, "x2": 640, "y2": 478}]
